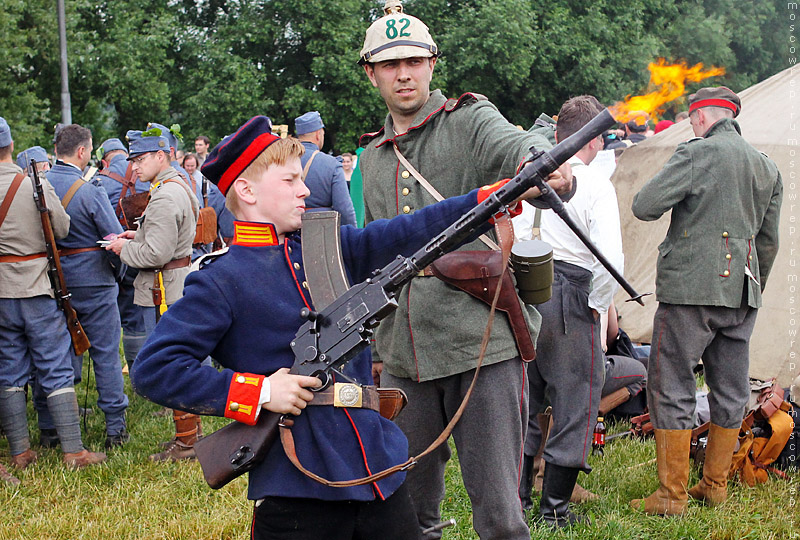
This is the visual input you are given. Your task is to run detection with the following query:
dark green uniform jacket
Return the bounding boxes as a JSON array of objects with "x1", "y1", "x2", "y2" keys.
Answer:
[
  {"x1": 359, "y1": 90, "x2": 552, "y2": 381},
  {"x1": 632, "y1": 118, "x2": 782, "y2": 308}
]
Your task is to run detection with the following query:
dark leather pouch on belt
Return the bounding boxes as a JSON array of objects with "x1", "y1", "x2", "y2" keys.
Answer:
[
  {"x1": 378, "y1": 388, "x2": 408, "y2": 421},
  {"x1": 430, "y1": 251, "x2": 536, "y2": 362}
]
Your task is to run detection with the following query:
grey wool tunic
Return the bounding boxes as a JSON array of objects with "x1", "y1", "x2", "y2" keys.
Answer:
[{"x1": 359, "y1": 90, "x2": 553, "y2": 381}]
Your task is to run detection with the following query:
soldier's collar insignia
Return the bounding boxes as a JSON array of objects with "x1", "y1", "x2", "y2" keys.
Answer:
[{"x1": 232, "y1": 221, "x2": 279, "y2": 247}]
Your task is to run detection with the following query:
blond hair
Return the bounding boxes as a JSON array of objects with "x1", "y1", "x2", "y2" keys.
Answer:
[{"x1": 225, "y1": 137, "x2": 305, "y2": 216}]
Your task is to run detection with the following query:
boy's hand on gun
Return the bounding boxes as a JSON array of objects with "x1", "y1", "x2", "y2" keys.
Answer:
[{"x1": 264, "y1": 368, "x2": 322, "y2": 416}]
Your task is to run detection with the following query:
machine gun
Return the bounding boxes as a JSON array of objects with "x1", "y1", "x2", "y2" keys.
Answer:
[
  {"x1": 194, "y1": 108, "x2": 641, "y2": 488},
  {"x1": 28, "y1": 161, "x2": 91, "y2": 356}
]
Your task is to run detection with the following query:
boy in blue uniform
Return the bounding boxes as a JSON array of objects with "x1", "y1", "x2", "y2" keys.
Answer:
[{"x1": 130, "y1": 116, "x2": 540, "y2": 539}]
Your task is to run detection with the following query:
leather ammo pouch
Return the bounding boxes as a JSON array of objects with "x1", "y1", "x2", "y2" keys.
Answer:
[
  {"x1": 195, "y1": 206, "x2": 218, "y2": 245},
  {"x1": 429, "y1": 248, "x2": 536, "y2": 362},
  {"x1": 163, "y1": 177, "x2": 217, "y2": 246},
  {"x1": 120, "y1": 192, "x2": 150, "y2": 229}
]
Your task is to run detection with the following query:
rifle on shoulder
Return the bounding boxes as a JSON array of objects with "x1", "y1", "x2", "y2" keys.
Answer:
[
  {"x1": 28, "y1": 161, "x2": 91, "y2": 356},
  {"x1": 194, "y1": 108, "x2": 627, "y2": 489}
]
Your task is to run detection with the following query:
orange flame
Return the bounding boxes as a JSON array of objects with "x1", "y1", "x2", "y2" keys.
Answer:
[{"x1": 610, "y1": 59, "x2": 725, "y2": 123}]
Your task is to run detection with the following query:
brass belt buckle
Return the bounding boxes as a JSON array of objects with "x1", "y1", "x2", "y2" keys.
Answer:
[{"x1": 333, "y1": 383, "x2": 363, "y2": 408}]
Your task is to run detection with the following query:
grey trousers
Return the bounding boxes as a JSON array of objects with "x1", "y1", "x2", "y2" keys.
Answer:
[
  {"x1": 382, "y1": 359, "x2": 529, "y2": 540},
  {"x1": 647, "y1": 302, "x2": 757, "y2": 430},
  {"x1": 526, "y1": 262, "x2": 604, "y2": 470}
]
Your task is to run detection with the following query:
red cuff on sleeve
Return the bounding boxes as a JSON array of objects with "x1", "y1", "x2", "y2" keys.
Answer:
[
  {"x1": 477, "y1": 179, "x2": 523, "y2": 223},
  {"x1": 224, "y1": 372, "x2": 265, "y2": 425}
]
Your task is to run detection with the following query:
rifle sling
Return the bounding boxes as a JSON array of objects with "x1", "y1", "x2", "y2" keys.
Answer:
[
  {"x1": 60, "y1": 178, "x2": 85, "y2": 210},
  {"x1": 302, "y1": 150, "x2": 319, "y2": 180},
  {"x1": 0, "y1": 173, "x2": 26, "y2": 230},
  {"x1": 279, "y1": 218, "x2": 514, "y2": 488}
]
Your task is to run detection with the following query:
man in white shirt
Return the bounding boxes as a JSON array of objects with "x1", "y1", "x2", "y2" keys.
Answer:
[{"x1": 517, "y1": 95, "x2": 624, "y2": 528}]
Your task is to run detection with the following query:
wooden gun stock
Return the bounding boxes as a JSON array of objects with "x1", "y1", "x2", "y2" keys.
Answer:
[{"x1": 28, "y1": 161, "x2": 91, "y2": 356}]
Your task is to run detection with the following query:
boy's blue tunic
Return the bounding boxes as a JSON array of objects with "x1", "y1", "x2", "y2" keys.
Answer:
[{"x1": 132, "y1": 189, "x2": 486, "y2": 502}]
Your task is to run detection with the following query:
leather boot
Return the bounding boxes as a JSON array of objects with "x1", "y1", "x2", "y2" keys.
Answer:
[
  {"x1": 10, "y1": 448, "x2": 38, "y2": 469},
  {"x1": 0, "y1": 463, "x2": 20, "y2": 486},
  {"x1": 537, "y1": 462, "x2": 586, "y2": 528},
  {"x1": 688, "y1": 424, "x2": 739, "y2": 506},
  {"x1": 630, "y1": 429, "x2": 691, "y2": 515},
  {"x1": 598, "y1": 388, "x2": 631, "y2": 416},
  {"x1": 64, "y1": 449, "x2": 107, "y2": 469},
  {"x1": 150, "y1": 410, "x2": 200, "y2": 462},
  {"x1": 533, "y1": 409, "x2": 597, "y2": 503},
  {"x1": 519, "y1": 454, "x2": 535, "y2": 511}
]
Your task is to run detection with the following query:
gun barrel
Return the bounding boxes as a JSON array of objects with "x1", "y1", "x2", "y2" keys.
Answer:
[{"x1": 383, "y1": 108, "x2": 617, "y2": 291}]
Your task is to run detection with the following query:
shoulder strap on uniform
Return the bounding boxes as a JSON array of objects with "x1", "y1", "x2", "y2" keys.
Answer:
[
  {"x1": 392, "y1": 142, "x2": 500, "y2": 251},
  {"x1": 103, "y1": 170, "x2": 126, "y2": 185},
  {"x1": 162, "y1": 178, "x2": 199, "y2": 219},
  {"x1": 444, "y1": 92, "x2": 488, "y2": 113},
  {"x1": 0, "y1": 173, "x2": 26, "y2": 230},
  {"x1": 61, "y1": 178, "x2": 86, "y2": 210},
  {"x1": 302, "y1": 150, "x2": 320, "y2": 180}
]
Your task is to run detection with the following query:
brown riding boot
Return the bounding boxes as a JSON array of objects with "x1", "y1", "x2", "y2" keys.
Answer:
[
  {"x1": 10, "y1": 448, "x2": 38, "y2": 470},
  {"x1": 631, "y1": 429, "x2": 692, "y2": 515},
  {"x1": 150, "y1": 410, "x2": 200, "y2": 462},
  {"x1": 0, "y1": 463, "x2": 20, "y2": 486},
  {"x1": 63, "y1": 449, "x2": 108, "y2": 469},
  {"x1": 688, "y1": 424, "x2": 739, "y2": 506}
]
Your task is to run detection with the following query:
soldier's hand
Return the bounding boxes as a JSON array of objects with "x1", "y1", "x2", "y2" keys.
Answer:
[
  {"x1": 372, "y1": 362, "x2": 383, "y2": 386},
  {"x1": 106, "y1": 238, "x2": 127, "y2": 255},
  {"x1": 264, "y1": 367, "x2": 322, "y2": 416},
  {"x1": 118, "y1": 230, "x2": 137, "y2": 239},
  {"x1": 547, "y1": 162, "x2": 573, "y2": 195},
  {"x1": 514, "y1": 163, "x2": 573, "y2": 202}
]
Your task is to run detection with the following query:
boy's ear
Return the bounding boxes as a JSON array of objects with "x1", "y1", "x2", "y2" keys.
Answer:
[{"x1": 232, "y1": 177, "x2": 256, "y2": 205}]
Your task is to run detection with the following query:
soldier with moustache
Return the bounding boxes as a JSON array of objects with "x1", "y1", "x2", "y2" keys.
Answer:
[
  {"x1": 0, "y1": 117, "x2": 107, "y2": 469},
  {"x1": 630, "y1": 87, "x2": 782, "y2": 515},
  {"x1": 357, "y1": 3, "x2": 572, "y2": 538},
  {"x1": 42, "y1": 124, "x2": 129, "y2": 449},
  {"x1": 95, "y1": 138, "x2": 151, "y2": 369},
  {"x1": 106, "y1": 129, "x2": 200, "y2": 461}
]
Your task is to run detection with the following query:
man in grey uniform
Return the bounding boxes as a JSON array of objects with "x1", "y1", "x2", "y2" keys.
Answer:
[
  {"x1": 630, "y1": 87, "x2": 782, "y2": 515},
  {"x1": 357, "y1": 2, "x2": 571, "y2": 538},
  {"x1": 107, "y1": 128, "x2": 200, "y2": 462}
]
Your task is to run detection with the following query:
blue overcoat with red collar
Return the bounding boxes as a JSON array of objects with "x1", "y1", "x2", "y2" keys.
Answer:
[{"x1": 131, "y1": 189, "x2": 486, "y2": 502}]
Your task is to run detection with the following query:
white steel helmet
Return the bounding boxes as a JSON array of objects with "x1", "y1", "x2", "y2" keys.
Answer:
[{"x1": 359, "y1": 0, "x2": 439, "y2": 65}]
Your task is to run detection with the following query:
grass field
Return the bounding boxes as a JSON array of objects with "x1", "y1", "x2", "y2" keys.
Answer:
[{"x1": 1, "y1": 366, "x2": 797, "y2": 540}]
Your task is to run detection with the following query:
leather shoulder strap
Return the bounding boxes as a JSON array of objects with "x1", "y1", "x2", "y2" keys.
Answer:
[
  {"x1": 61, "y1": 178, "x2": 85, "y2": 210},
  {"x1": 103, "y1": 170, "x2": 126, "y2": 185},
  {"x1": 302, "y1": 150, "x2": 320, "y2": 180},
  {"x1": 0, "y1": 173, "x2": 26, "y2": 230},
  {"x1": 392, "y1": 142, "x2": 502, "y2": 251},
  {"x1": 162, "y1": 178, "x2": 199, "y2": 219}
]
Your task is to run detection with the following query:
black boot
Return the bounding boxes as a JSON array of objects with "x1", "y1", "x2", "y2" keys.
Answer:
[
  {"x1": 519, "y1": 454, "x2": 535, "y2": 511},
  {"x1": 537, "y1": 462, "x2": 586, "y2": 529}
]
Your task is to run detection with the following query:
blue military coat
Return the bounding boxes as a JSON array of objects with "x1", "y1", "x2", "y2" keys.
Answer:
[
  {"x1": 46, "y1": 163, "x2": 124, "y2": 286},
  {"x1": 131, "y1": 189, "x2": 486, "y2": 502},
  {"x1": 300, "y1": 141, "x2": 357, "y2": 227}
]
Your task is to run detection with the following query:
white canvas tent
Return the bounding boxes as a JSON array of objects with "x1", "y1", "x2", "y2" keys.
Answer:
[{"x1": 611, "y1": 66, "x2": 799, "y2": 386}]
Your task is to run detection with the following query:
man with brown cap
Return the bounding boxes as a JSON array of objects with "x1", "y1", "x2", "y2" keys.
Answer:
[
  {"x1": 630, "y1": 86, "x2": 783, "y2": 515},
  {"x1": 357, "y1": 1, "x2": 573, "y2": 538}
]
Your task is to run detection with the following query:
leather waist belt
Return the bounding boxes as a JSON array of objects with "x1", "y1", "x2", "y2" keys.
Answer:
[
  {"x1": 0, "y1": 252, "x2": 46, "y2": 263},
  {"x1": 158, "y1": 256, "x2": 191, "y2": 271},
  {"x1": 307, "y1": 383, "x2": 380, "y2": 413},
  {"x1": 59, "y1": 247, "x2": 102, "y2": 256},
  {"x1": 416, "y1": 265, "x2": 435, "y2": 277}
]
